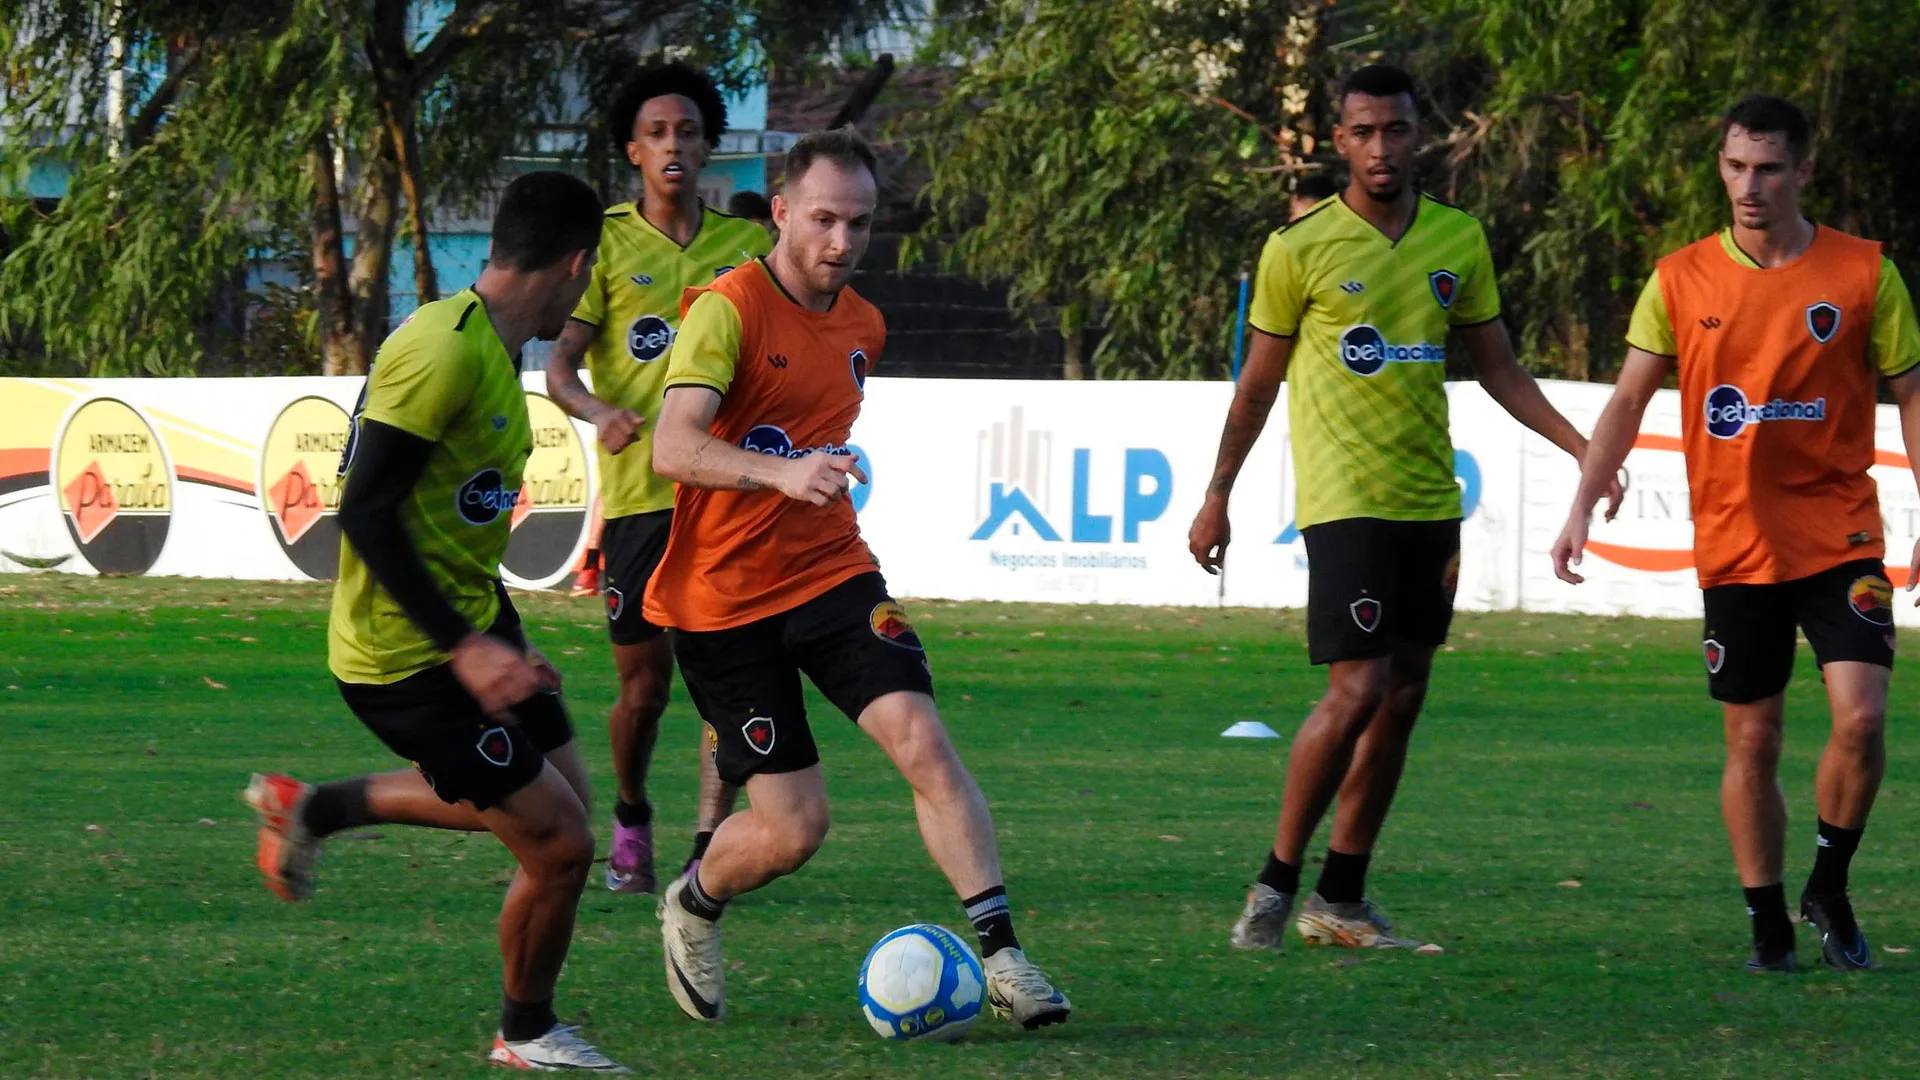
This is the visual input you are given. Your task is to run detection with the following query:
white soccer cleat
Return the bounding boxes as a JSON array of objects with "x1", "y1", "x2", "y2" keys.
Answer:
[
  {"x1": 243, "y1": 772, "x2": 322, "y2": 902},
  {"x1": 983, "y1": 948, "x2": 1071, "y2": 1030},
  {"x1": 487, "y1": 1024, "x2": 629, "y2": 1072},
  {"x1": 1294, "y1": 892, "x2": 1441, "y2": 952},
  {"x1": 1230, "y1": 883, "x2": 1295, "y2": 950},
  {"x1": 657, "y1": 874, "x2": 725, "y2": 1021}
]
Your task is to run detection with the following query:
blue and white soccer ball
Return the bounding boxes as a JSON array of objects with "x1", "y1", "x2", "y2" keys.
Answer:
[{"x1": 857, "y1": 923, "x2": 985, "y2": 1042}]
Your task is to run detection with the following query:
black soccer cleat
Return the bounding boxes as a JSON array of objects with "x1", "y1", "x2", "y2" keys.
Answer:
[
  {"x1": 1745, "y1": 947, "x2": 1799, "y2": 974},
  {"x1": 1800, "y1": 890, "x2": 1872, "y2": 971}
]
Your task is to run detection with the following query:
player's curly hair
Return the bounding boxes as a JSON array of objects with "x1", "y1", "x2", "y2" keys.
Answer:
[{"x1": 607, "y1": 60, "x2": 727, "y2": 152}]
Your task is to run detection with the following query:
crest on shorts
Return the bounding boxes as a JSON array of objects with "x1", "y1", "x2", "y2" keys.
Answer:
[
  {"x1": 1847, "y1": 574, "x2": 1893, "y2": 626},
  {"x1": 1349, "y1": 596, "x2": 1382, "y2": 633},
  {"x1": 870, "y1": 601, "x2": 924, "y2": 651},
  {"x1": 742, "y1": 716, "x2": 776, "y2": 756},
  {"x1": 605, "y1": 586, "x2": 624, "y2": 621},
  {"x1": 1806, "y1": 302, "x2": 1841, "y2": 344},
  {"x1": 1429, "y1": 270, "x2": 1458, "y2": 310},
  {"x1": 1703, "y1": 638, "x2": 1726, "y2": 674},
  {"x1": 476, "y1": 726, "x2": 514, "y2": 767}
]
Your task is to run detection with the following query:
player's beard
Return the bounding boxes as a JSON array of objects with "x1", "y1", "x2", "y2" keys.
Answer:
[{"x1": 1361, "y1": 174, "x2": 1406, "y2": 203}]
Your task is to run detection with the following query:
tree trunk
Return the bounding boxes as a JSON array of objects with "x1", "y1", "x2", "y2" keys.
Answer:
[
  {"x1": 308, "y1": 129, "x2": 357, "y2": 376},
  {"x1": 1062, "y1": 330, "x2": 1086, "y2": 380},
  {"x1": 366, "y1": 5, "x2": 435, "y2": 308},
  {"x1": 349, "y1": 133, "x2": 401, "y2": 373}
]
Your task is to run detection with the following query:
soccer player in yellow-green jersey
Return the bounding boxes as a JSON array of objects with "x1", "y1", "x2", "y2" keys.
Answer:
[
  {"x1": 244, "y1": 173, "x2": 632, "y2": 1071},
  {"x1": 545, "y1": 62, "x2": 772, "y2": 896},
  {"x1": 1190, "y1": 65, "x2": 1619, "y2": 952}
]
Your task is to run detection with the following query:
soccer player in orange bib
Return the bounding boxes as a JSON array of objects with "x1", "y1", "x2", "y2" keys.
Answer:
[
  {"x1": 1555, "y1": 96, "x2": 1920, "y2": 972},
  {"x1": 643, "y1": 128, "x2": 1071, "y2": 1029}
]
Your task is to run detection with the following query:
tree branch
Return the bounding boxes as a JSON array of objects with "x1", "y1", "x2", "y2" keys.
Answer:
[{"x1": 125, "y1": 41, "x2": 204, "y2": 149}]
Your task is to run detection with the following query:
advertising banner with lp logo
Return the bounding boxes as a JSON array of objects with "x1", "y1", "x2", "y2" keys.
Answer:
[
  {"x1": 259, "y1": 396, "x2": 352, "y2": 579},
  {"x1": 500, "y1": 392, "x2": 592, "y2": 590},
  {"x1": 53, "y1": 398, "x2": 174, "y2": 574}
]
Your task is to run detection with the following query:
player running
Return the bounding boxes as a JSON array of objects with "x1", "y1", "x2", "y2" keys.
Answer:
[
  {"x1": 1553, "y1": 95, "x2": 1920, "y2": 973},
  {"x1": 244, "y1": 173, "x2": 627, "y2": 1071},
  {"x1": 546, "y1": 61, "x2": 773, "y2": 896},
  {"x1": 1190, "y1": 65, "x2": 1616, "y2": 952},
  {"x1": 644, "y1": 127, "x2": 1070, "y2": 1030}
]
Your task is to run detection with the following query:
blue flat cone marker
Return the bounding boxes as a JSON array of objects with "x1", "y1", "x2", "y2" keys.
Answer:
[{"x1": 1221, "y1": 721, "x2": 1280, "y2": 739}]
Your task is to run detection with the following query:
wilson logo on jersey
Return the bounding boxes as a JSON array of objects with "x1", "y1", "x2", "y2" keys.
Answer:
[
  {"x1": 1339, "y1": 280, "x2": 1365, "y2": 295},
  {"x1": 629, "y1": 273, "x2": 654, "y2": 287},
  {"x1": 1806, "y1": 302, "x2": 1841, "y2": 343},
  {"x1": 1337, "y1": 324, "x2": 1445, "y2": 377},
  {"x1": 1428, "y1": 269, "x2": 1458, "y2": 309},
  {"x1": 628, "y1": 315, "x2": 673, "y2": 363},
  {"x1": 1702, "y1": 384, "x2": 1827, "y2": 439},
  {"x1": 456, "y1": 468, "x2": 520, "y2": 525}
]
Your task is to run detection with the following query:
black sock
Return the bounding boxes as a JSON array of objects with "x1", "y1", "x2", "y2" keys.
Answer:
[
  {"x1": 1257, "y1": 852, "x2": 1300, "y2": 895},
  {"x1": 1313, "y1": 848, "x2": 1371, "y2": 904},
  {"x1": 499, "y1": 993, "x2": 557, "y2": 1042},
  {"x1": 1806, "y1": 819, "x2": 1864, "y2": 897},
  {"x1": 963, "y1": 886, "x2": 1020, "y2": 958},
  {"x1": 1744, "y1": 883, "x2": 1794, "y2": 957},
  {"x1": 613, "y1": 799, "x2": 652, "y2": 828},
  {"x1": 300, "y1": 778, "x2": 374, "y2": 839},
  {"x1": 678, "y1": 870, "x2": 727, "y2": 921},
  {"x1": 687, "y1": 830, "x2": 715, "y2": 867}
]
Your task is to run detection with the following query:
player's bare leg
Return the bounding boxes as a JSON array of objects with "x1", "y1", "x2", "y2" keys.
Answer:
[
  {"x1": 606, "y1": 638, "x2": 671, "y2": 893},
  {"x1": 246, "y1": 743, "x2": 592, "y2": 898},
  {"x1": 479, "y1": 763, "x2": 624, "y2": 1071},
  {"x1": 1721, "y1": 694, "x2": 1795, "y2": 970},
  {"x1": 1800, "y1": 661, "x2": 1887, "y2": 970},
  {"x1": 1269, "y1": 658, "x2": 1393, "y2": 865},
  {"x1": 858, "y1": 691, "x2": 1069, "y2": 1029},
  {"x1": 1293, "y1": 647, "x2": 1437, "y2": 949},
  {"x1": 659, "y1": 766, "x2": 828, "y2": 1021},
  {"x1": 685, "y1": 723, "x2": 740, "y2": 874}
]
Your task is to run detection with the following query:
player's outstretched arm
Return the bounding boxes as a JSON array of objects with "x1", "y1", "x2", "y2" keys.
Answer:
[
  {"x1": 1551, "y1": 346, "x2": 1673, "y2": 584},
  {"x1": 653, "y1": 385, "x2": 868, "y2": 505},
  {"x1": 544, "y1": 318, "x2": 643, "y2": 454},
  {"x1": 1189, "y1": 329, "x2": 1293, "y2": 575}
]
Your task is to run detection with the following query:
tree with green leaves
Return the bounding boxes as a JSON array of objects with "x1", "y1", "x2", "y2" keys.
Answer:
[
  {"x1": 0, "y1": 0, "x2": 902, "y2": 376},
  {"x1": 910, "y1": 0, "x2": 1920, "y2": 380}
]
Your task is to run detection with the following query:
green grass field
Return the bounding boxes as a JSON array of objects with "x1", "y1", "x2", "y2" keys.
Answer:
[{"x1": 3, "y1": 574, "x2": 1918, "y2": 1079}]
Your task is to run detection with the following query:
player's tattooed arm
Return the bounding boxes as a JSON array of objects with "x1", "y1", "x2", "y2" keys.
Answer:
[
  {"x1": 1191, "y1": 330, "x2": 1292, "y2": 572},
  {"x1": 1204, "y1": 329, "x2": 1293, "y2": 498},
  {"x1": 545, "y1": 319, "x2": 644, "y2": 453},
  {"x1": 656, "y1": 386, "x2": 860, "y2": 502}
]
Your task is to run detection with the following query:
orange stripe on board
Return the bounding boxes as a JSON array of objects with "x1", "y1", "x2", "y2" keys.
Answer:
[
  {"x1": 175, "y1": 466, "x2": 255, "y2": 495},
  {"x1": 1584, "y1": 540, "x2": 1695, "y2": 573},
  {"x1": 1632, "y1": 433, "x2": 1684, "y2": 453},
  {"x1": 1875, "y1": 449, "x2": 1911, "y2": 470},
  {"x1": 1888, "y1": 566, "x2": 1911, "y2": 589},
  {"x1": 0, "y1": 447, "x2": 51, "y2": 479}
]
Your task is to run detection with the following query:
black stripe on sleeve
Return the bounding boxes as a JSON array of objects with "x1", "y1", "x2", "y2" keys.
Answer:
[{"x1": 336, "y1": 419, "x2": 473, "y2": 652}]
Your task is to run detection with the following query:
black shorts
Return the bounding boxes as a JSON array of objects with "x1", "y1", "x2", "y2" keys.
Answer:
[
  {"x1": 602, "y1": 510, "x2": 672, "y2": 646},
  {"x1": 1303, "y1": 517, "x2": 1462, "y2": 665},
  {"x1": 671, "y1": 572, "x2": 935, "y2": 786},
  {"x1": 1702, "y1": 558, "x2": 1896, "y2": 704},
  {"x1": 336, "y1": 613, "x2": 575, "y2": 811}
]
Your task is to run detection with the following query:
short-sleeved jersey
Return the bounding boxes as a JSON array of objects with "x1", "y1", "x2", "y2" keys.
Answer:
[
  {"x1": 329, "y1": 291, "x2": 533, "y2": 684},
  {"x1": 569, "y1": 202, "x2": 772, "y2": 518},
  {"x1": 642, "y1": 259, "x2": 885, "y2": 632},
  {"x1": 1624, "y1": 226, "x2": 1920, "y2": 588},
  {"x1": 1249, "y1": 193, "x2": 1500, "y2": 529}
]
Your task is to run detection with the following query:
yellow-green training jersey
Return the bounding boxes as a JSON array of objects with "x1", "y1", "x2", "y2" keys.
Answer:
[
  {"x1": 570, "y1": 201, "x2": 772, "y2": 518},
  {"x1": 329, "y1": 291, "x2": 532, "y2": 684},
  {"x1": 1249, "y1": 193, "x2": 1500, "y2": 530}
]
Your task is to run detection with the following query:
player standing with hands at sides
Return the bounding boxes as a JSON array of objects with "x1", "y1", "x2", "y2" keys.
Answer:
[
  {"x1": 1553, "y1": 95, "x2": 1920, "y2": 973},
  {"x1": 244, "y1": 173, "x2": 628, "y2": 1071},
  {"x1": 545, "y1": 61, "x2": 773, "y2": 896},
  {"x1": 645, "y1": 128, "x2": 1071, "y2": 1030},
  {"x1": 1191, "y1": 65, "x2": 1617, "y2": 952}
]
